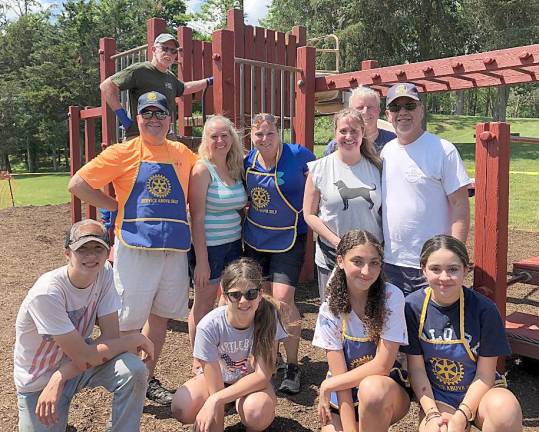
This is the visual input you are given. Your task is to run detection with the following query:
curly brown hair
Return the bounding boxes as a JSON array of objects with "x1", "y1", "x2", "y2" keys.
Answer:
[{"x1": 326, "y1": 230, "x2": 388, "y2": 340}]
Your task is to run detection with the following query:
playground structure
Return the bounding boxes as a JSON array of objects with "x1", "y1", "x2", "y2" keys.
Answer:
[{"x1": 68, "y1": 9, "x2": 539, "y2": 364}]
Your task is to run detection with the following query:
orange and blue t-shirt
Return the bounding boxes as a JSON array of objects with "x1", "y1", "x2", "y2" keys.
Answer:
[{"x1": 77, "y1": 137, "x2": 198, "y2": 234}]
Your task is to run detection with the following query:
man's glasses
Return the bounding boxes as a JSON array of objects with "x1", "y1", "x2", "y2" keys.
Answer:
[
  {"x1": 157, "y1": 45, "x2": 180, "y2": 55},
  {"x1": 225, "y1": 288, "x2": 260, "y2": 302},
  {"x1": 387, "y1": 101, "x2": 418, "y2": 112},
  {"x1": 140, "y1": 110, "x2": 168, "y2": 120}
]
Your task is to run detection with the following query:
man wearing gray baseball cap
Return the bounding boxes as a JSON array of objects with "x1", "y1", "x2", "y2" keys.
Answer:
[
  {"x1": 380, "y1": 83, "x2": 471, "y2": 295},
  {"x1": 100, "y1": 32, "x2": 213, "y2": 139}
]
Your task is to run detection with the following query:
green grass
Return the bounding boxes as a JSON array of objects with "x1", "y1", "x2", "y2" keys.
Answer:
[
  {"x1": 0, "y1": 173, "x2": 70, "y2": 209},
  {"x1": 313, "y1": 114, "x2": 539, "y2": 231}
]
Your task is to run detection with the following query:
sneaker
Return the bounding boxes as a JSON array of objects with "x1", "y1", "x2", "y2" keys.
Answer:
[
  {"x1": 279, "y1": 363, "x2": 301, "y2": 394},
  {"x1": 146, "y1": 377, "x2": 173, "y2": 406},
  {"x1": 276, "y1": 352, "x2": 287, "y2": 373}
]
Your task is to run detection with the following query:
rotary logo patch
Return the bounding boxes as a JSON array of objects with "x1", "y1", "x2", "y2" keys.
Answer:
[
  {"x1": 430, "y1": 357, "x2": 465, "y2": 385},
  {"x1": 146, "y1": 174, "x2": 171, "y2": 198},
  {"x1": 251, "y1": 187, "x2": 270, "y2": 209}
]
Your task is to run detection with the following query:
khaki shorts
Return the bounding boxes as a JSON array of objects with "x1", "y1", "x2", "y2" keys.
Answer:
[{"x1": 113, "y1": 241, "x2": 190, "y2": 331}]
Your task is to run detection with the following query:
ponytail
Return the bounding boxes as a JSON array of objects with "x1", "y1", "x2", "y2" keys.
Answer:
[{"x1": 252, "y1": 295, "x2": 283, "y2": 370}]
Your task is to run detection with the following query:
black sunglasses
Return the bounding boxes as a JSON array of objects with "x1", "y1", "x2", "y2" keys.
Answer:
[
  {"x1": 225, "y1": 288, "x2": 260, "y2": 302},
  {"x1": 140, "y1": 110, "x2": 168, "y2": 120},
  {"x1": 387, "y1": 101, "x2": 419, "y2": 112},
  {"x1": 157, "y1": 45, "x2": 180, "y2": 54}
]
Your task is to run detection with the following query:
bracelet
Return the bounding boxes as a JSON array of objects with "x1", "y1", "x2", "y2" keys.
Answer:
[
  {"x1": 424, "y1": 411, "x2": 441, "y2": 424},
  {"x1": 456, "y1": 408, "x2": 471, "y2": 424},
  {"x1": 459, "y1": 402, "x2": 475, "y2": 421}
]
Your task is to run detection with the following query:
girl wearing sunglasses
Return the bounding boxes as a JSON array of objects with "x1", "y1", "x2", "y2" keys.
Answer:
[
  {"x1": 403, "y1": 235, "x2": 522, "y2": 432},
  {"x1": 172, "y1": 258, "x2": 287, "y2": 432},
  {"x1": 313, "y1": 230, "x2": 411, "y2": 432}
]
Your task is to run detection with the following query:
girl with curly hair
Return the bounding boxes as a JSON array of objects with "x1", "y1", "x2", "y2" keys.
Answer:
[
  {"x1": 312, "y1": 229, "x2": 410, "y2": 432},
  {"x1": 172, "y1": 258, "x2": 287, "y2": 432}
]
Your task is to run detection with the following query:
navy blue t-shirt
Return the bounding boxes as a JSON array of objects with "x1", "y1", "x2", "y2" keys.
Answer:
[
  {"x1": 402, "y1": 287, "x2": 511, "y2": 358},
  {"x1": 244, "y1": 143, "x2": 315, "y2": 234}
]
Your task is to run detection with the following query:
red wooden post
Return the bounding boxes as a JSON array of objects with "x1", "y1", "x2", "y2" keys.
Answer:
[
  {"x1": 203, "y1": 41, "x2": 214, "y2": 115},
  {"x1": 290, "y1": 26, "x2": 307, "y2": 47},
  {"x1": 361, "y1": 60, "x2": 378, "y2": 70},
  {"x1": 69, "y1": 106, "x2": 82, "y2": 223},
  {"x1": 228, "y1": 8, "x2": 245, "y2": 128},
  {"x1": 146, "y1": 18, "x2": 166, "y2": 62},
  {"x1": 473, "y1": 122, "x2": 510, "y2": 370},
  {"x1": 295, "y1": 45, "x2": 316, "y2": 282},
  {"x1": 99, "y1": 37, "x2": 117, "y2": 148},
  {"x1": 178, "y1": 26, "x2": 193, "y2": 137},
  {"x1": 212, "y1": 29, "x2": 236, "y2": 120},
  {"x1": 84, "y1": 116, "x2": 97, "y2": 220}
]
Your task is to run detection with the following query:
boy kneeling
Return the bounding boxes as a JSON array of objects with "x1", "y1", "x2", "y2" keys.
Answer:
[{"x1": 14, "y1": 219, "x2": 153, "y2": 431}]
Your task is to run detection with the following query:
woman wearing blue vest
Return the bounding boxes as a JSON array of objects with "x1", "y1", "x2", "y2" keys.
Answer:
[
  {"x1": 404, "y1": 235, "x2": 522, "y2": 432},
  {"x1": 243, "y1": 113, "x2": 316, "y2": 394},
  {"x1": 313, "y1": 230, "x2": 411, "y2": 432},
  {"x1": 188, "y1": 115, "x2": 247, "y2": 374}
]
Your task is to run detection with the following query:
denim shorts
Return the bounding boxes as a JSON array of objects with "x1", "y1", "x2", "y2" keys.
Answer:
[
  {"x1": 244, "y1": 234, "x2": 307, "y2": 286},
  {"x1": 189, "y1": 239, "x2": 243, "y2": 284},
  {"x1": 383, "y1": 263, "x2": 428, "y2": 296}
]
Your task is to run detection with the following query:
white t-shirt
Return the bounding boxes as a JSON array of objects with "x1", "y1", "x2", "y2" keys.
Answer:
[
  {"x1": 194, "y1": 305, "x2": 287, "y2": 384},
  {"x1": 14, "y1": 263, "x2": 120, "y2": 392},
  {"x1": 381, "y1": 132, "x2": 471, "y2": 268},
  {"x1": 308, "y1": 153, "x2": 382, "y2": 270},
  {"x1": 312, "y1": 283, "x2": 408, "y2": 350}
]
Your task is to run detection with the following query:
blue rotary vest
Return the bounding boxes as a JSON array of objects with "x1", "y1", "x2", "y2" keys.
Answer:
[
  {"x1": 329, "y1": 317, "x2": 408, "y2": 410},
  {"x1": 243, "y1": 148, "x2": 300, "y2": 253},
  {"x1": 418, "y1": 288, "x2": 477, "y2": 409},
  {"x1": 118, "y1": 142, "x2": 190, "y2": 251}
]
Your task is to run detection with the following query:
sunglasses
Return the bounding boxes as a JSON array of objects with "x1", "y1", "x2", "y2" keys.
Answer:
[
  {"x1": 225, "y1": 288, "x2": 260, "y2": 302},
  {"x1": 252, "y1": 113, "x2": 276, "y2": 124},
  {"x1": 387, "y1": 101, "x2": 419, "y2": 112},
  {"x1": 140, "y1": 110, "x2": 168, "y2": 120},
  {"x1": 157, "y1": 45, "x2": 180, "y2": 55}
]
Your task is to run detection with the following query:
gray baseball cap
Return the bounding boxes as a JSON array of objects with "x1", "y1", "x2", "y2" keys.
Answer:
[
  {"x1": 154, "y1": 33, "x2": 179, "y2": 47},
  {"x1": 67, "y1": 219, "x2": 110, "y2": 251}
]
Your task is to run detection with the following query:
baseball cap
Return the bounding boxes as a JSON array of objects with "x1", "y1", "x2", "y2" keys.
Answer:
[
  {"x1": 137, "y1": 91, "x2": 170, "y2": 114},
  {"x1": 386, "y1": 83, "x2": 420, "y2": 107},
  {"x1": 66, "y1": 219, "x2": 110, "y2": 251},
  {"x1": 154, "y1": 33, "x2": 180, "y2": 48}
]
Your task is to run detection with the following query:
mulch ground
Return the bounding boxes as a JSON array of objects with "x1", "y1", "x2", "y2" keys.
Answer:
[{"x1": 1, "y1": 204, "x2": 538, "y2": 431}]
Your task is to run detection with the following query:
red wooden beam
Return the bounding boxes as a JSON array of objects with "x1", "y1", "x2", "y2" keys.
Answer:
[
  {"x1": 212, "y1": 29, "x2": 236, "y2": 120},
  {"x1": 315, "y1": 43, "x2": 539, "y2": 93},
  {"x1": 178, "y1": 26, "x2": 193, "y2": 137},
  {"x1": 99, "y1": 37, "x2": 117, "y2": 147},
  {"x1": 228, "y1": 8, "x2": 244, "y2": 128},
  {"x1": 80, "y1": 107, "x2": 102, "y2": 120},
  {"x1": 84, "y1": 117, "x2": 97, "y2": 221},
  {"x1": 69, "y1": 106, "x2": 82, "y2": 224}
]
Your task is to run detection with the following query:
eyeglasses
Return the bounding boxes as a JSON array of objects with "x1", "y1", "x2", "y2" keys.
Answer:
[
  {"x1": 157, "y1": 45, "x2": 180, "y2": 55},
  {"x1": 252, "y1": 113, "x2": 276, "y2": 124},
  {"x1": 387, "y1": 101, "x2": 418, "y2": 112},
  {"x1": 225, "y1": 288, "x2": 260, "y2": 302},
  {"x1": 140, "y1": 110, "x2": 168, "y2": 120}
]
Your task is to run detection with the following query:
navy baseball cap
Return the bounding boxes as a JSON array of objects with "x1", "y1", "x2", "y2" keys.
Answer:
[
  {"x1": 137, "y1": 91, "x2": 169, "y2": 114},
  {"x1": 154, "y1": 33, "x2": 179, "y2": 47},
  {"x1": 386, "y1": 83, "x2": 420, "y2": 107}
]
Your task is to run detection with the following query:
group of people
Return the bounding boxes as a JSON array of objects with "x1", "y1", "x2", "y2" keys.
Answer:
[{"x1": 13, "y1": 32, "x2": 523, "y2": 432}]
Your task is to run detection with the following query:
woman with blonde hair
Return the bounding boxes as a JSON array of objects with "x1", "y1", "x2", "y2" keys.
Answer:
[{"x1": 188, "y1": 115, "x2": 248, "y2": 373}]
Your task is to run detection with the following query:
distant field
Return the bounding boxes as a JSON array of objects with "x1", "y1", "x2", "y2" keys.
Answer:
[{"x1": 0, "y1": 173, "x2": 70, "y2": 209}]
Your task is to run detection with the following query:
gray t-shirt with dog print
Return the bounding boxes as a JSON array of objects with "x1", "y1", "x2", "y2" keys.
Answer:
[{"x1": 308, "y1": 153, "x2": 382, "y2": 270}]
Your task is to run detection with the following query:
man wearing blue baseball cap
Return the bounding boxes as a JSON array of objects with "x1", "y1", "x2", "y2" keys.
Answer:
[
  {"x1": 69, "y1": 91, "x2": 198, "y2": 405},
  {"x1": 380, "y1": 83, "x2": 471, "y2": 295},
  {"x1": 100, "y1": 33, "x2": 213, "y2": 139}
]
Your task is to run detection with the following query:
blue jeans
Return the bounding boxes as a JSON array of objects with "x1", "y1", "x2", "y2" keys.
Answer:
[
  {"x1": 383, "y1": 263, "x2": 428, "y2": 296},
  {"x1": 17, "y1": 353, "x2": 148, "y2": 432}
]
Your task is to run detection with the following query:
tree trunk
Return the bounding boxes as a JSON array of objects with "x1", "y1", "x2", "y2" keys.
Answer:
[
  {"x1": 455, "y1": 91, "x2": 465, "y2": 115},
  {"x1": 0, "y1": 152, "x2": 11, "y2": 172},
  {"x1": 493, "y1": 85, "x2": 509, "y2": 121},
  {"x1": 26, "y1": 138, "x2": 38, "y2": 172},
  {"x1": 52, "y1": 146, "x2": 58, "y2": 171}
]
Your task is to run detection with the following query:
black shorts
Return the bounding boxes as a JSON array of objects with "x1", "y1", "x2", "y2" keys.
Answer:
[{"x1": 244, "y1": 234, "x2": 307, "y2": 286}]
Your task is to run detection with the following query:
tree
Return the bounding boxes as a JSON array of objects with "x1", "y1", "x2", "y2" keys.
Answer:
[{"x1": 189, "y1": 0, "x2": 244, "y2": 34}]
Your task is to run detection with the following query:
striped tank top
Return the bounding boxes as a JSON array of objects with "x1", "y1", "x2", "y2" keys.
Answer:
[{"x1": 203, "y1": 160, "x2": 247, "y2": 246}]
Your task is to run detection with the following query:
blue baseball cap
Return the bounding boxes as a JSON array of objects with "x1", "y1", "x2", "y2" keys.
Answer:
[
  {"x1": 137, "y1": 91, "x2": 169, "y2": 114},
  {"x1": 386, "y1": 83, "x2": 420, "y2": 107}
]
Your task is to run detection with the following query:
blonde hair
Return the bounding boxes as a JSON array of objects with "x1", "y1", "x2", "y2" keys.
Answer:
[
  {"x1": 198, "y1": 115, "x2": 244, "y2": 180},
  {"x1": 333, "y1": 108, "x2": 381, "y2": 171},
  {"x1": 250, "y1": 113, "x2": 283, "y2": 147}
]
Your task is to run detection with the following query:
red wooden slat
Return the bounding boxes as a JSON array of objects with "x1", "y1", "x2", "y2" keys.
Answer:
[
  {"x1": 84, "y1": 117, "x2": 97, "y2": 220},
  {"x1": 178, "y1": 27, "x2": 193, "y2": 137},
  {"x1": 69, "y1": 106, "x2": 82, "y2": 224},
  {"x1": 274, "y1": 32, "x2": 286, "y2": 117},
  {"x1": 228, "y1": 8, "x2": 244, "y2": 126},
  {"x1": 80, "y1": 107, "x2": 102, "y2": 120},
  {"x1": 212, "y1": 29, "x2": 235, "y2": 119},
  {"x1": 203, "y1": 41, "x2": 214, "y2": 115},
  {"x1": 253, "y1": 27, "x2": 266, "y2": 115},
  {"x1": 192, "y1": 40, "x2": 203, "y2": 102},
  {"x1": 285, "y1": 33, "x2": 297, "y2": 120},
  {"x1": 243, "y1": 25, "x2": 255, "y2": 147},
  {"x1": 265, "y1": 29, "x2": 275, "y2": 114}
]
